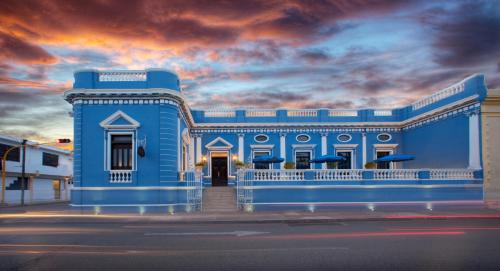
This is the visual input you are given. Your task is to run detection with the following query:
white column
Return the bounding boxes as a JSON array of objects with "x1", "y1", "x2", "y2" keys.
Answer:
[
  {"x1": 469, "y1": 112, "x2": 481, "y2": 169},
  {"x1": 280, "y1": 133, "x2": 286, "y2": 169},
  {"x1": 362, "y1": 132, "x2": 367, "y2": 168},
  {"x1": 238, "y1": 134, "x2": 244, "y2": 162},
  {"x1": 177, "y1": 117, "x2": 181, "y2": 170},
  {"x1": 321, "y1": 133, "x2": 327, "y2": 169},
  {"x1": 189, "y1": 135, "x2": 195, "y2": 169},
  {"x1": 196, "y1": 135, "x2": 202, "y2": 163}
]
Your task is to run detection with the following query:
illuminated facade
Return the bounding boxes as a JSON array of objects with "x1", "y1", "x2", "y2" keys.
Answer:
[{"x1": 64, "y1": 69, "x2": 486, "y2": 211}]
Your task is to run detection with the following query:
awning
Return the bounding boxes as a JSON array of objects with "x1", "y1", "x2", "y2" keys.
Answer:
[
  {"x1": 373, "y1": 154, "x2": 415, "y2": 163},
  {"x1": 310, "y1": 155, "x2": 346, "y2": 163}
]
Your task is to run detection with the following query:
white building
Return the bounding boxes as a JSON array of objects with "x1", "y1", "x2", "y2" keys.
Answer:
[{"x1": 0, "y1": 134, "x2": 73, "y2": 205}]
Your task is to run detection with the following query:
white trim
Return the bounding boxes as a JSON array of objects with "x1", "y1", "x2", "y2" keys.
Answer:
[
  {"x1": 252, "y1": 149, "x2": 272, "y2": 169},
  {"x1": 250, "y1": 144, "x2": 274, "y2": 149},
  {"x1": 99, "y1": 110, "x2": 140, "y2": 129},
  {"x1": 296, "y1": 134, "x2": 311, "y2": 143},
  {"x1": 238, "y1": 134, "x2": 244, "y2": 163},
  {"x1": 292, "y1": 144, "x2": 316, "y2": 149},
  {"x1": 337, "y1": 134, "x2": 352, "y2": 142},
  {"x1": 294, "y1": 149, "x2": 313, "y2": 170},
  {"x1": 468, "y1": 113, "x2": 481, "y2": 169},
  {"x1": 333, "y1": 144, "x2": 358, "y2": 149},
  {"x1": 208, "y1": 150, "x2": 232, "y2": 180},
  {"x1": 106, "y1": 131, "x2": 135, "y2": 171},
  {"x1": 280, "y1": 134, "x2": 286, "y2": 169},
  {"x1": 254, "y1": 134, "x2": 269, "y2": 143},
  {"x1": 205, "y1": 137, "x2": 234, "y2": 150},
  {"x1": 372, "y1": 144, "x2": 398, "y2": 148},
  {"x1": 377, "y1": 133, "x2": 392, "y2": 142},
  {"x1": 240, "y1": 184, "x2": 483, "y2": 190},
  {"x1": 374, "y1": 149, "x2": 395, "y2": 169},
  {"x1": 321, "y1": 134, "x2": 327, "y2": 169},
  {"x1": 177, "y1": 117, "x2": 181, "y2": 171},
  {"x1": 362, "y1": 133, "x2": 367, "y2": 167},
  {"x1": 196, "y1": 136, "x2": 202, "y2": 163}
]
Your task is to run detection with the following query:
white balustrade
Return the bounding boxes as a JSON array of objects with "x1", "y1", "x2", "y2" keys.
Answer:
[
  {"x1": 253, "y1": 170, "x2": 305, "y2": 181},
  {"x1": 429, "y1": 169, "x2": 475, "y2": 180},
  {"x1": 315, "y1": 169, "x2": 363, "y2": 180},
  {"x1": 287, "y1": 110, "x2": 318, "y2": 117},
  {"x1": 412, "y1": 82, "x2": 465, "y2": 110},
  {"x1": 99, "y1": 71, "x2": 147, "y2": 82},
  {"x1": 374, "y1": 110, "x2": 392, "y2": 116},
  {"x1": 109, "y1": 170, "x2": 132, "y2": 183},
  {"x1": 328, "y1": 110, "x2": 358, "y2": 117},
  {"x1": 204, "y1": 110, "x2": 236, "y2": 117},
  {"x1": 245, "y1": 110, "x2": 277, "y2": 117},
  {"x1": 373, "y1": 169, "x2": 419, "y2": 180}
]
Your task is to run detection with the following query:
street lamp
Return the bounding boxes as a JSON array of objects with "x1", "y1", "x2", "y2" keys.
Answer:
[{"x1": 1, "y1": 138, "x2": 71, "y2": 205}]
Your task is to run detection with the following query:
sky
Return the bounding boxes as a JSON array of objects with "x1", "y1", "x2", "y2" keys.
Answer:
[{"x1": 0, "y1": 0, "x2": 499, "y2": 145}]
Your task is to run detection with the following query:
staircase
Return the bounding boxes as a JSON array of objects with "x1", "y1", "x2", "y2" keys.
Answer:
[{"x1": 202, "y1": 187, "x2": 237, "y2": 212}]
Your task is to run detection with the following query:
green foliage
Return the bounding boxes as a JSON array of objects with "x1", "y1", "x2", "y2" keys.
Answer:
[
  {"x1": 284, "y1": 161, "x2": 295, "y2": 169},
  {"x1": 326, "y1": 162, "x2": 338, "y2": 169},
  {"x1": 234, "y1": 160, "x2": 246, "y2": 169}
]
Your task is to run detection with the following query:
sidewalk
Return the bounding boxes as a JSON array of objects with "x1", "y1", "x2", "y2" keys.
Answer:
[{"x1": 2, "y1": 202, "x2": 500, "y2": 224}]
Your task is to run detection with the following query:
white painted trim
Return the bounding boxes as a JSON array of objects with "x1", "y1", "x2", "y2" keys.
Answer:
[
  {"x1": 208, "y1": 150, "x2": 232, "y2": 180},
  {"x1": 292, "y1": 144, "x2": 316, "y2": 149},
  {"x1": 280, "y1": 134, "x2": 286, "y2": 169},
  {"x1": 468, "y1": 113, "x2": 481, "y2": 169},
  {"x1": 106, "y1": 131, "x2": 135, "y2": 171},
  {"x1": 196, "y1": 136, "x2": 202, "y2": 163},
  {"x1": 177, "y1": 117, "x2": 181, "y2": 171},
  {"x1": 377, "y1": 133, "x2": 392, "y2": 142},
  {"x1": 99, "y1": 110, "x2": 140, "y2": 129},
  {"x1": 205, "y1": 137, "x2": 234, "y2": 149},
  {"x1": 252, "y1": 149, "x2": 272, "y2": 169},
  {"x1": 372, "y1": 144, "x2": 398, "y2": 148},
  {"x1": 321, "y1": 134, "x2": 327, "y2": 169},
  {"x1": 334, "y1": 147, "x2": 356, "y2": 169},
  {"x1": 250, "y1": 144, "x2": 274, "y2": 149},
  {"x1": 238, "y1": 134, "x2": 244, "y2": 163},
  {"x1": 337, "y1": 134, "x2": 352, "y2": 142},
  {"x1": 72, "y1": 186, "x2": 194, "y2": 191},
  {"x1": 254, "y1": 134, "x2": 269, "y2": 143},
  {"x1": 374, "y1": 148, "x2": 395, "y2": 169},
  {"x1": 240, "y1": 184, "x2": 483, "y2": 190},
  {"x1": 294, "y1": 149, "x2": 313, "y2": 170},
  {"x1": 296, "y1": 134, "x2": 311, "y2": 143},
  {"x1": 362, "y1": 133, "x2": 367, "y2": 167}
]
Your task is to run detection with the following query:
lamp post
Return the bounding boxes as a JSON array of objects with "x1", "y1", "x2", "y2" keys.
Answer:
[{"x1": 1, "y1": 138, "x2": 71, "y2": 205}]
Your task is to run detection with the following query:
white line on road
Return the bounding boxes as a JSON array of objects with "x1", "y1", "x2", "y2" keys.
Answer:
[{"x1": 144, "y1": 231, "x2": 270, "y2": 237}]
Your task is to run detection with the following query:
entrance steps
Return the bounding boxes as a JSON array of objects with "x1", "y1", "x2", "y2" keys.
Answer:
[{"x1": 202, "y1": 187, "x2": 237, "y2": 212}]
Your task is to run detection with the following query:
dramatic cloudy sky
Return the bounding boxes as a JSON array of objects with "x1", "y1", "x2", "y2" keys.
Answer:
[{"x1": 0, "y1": 0, "x2": 499, "y2": 144}]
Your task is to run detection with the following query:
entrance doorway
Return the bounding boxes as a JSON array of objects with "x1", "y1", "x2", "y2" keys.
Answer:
[{"x1": 211, "y1": 156, "x2": 228, "y2": 186}]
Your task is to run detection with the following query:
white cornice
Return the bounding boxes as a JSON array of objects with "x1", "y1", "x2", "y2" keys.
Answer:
[{"x1": 99, "y1": 110, "x2": 140, "y2": 129}]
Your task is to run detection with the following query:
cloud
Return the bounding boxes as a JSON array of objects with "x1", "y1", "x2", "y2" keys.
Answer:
[
  {"x1": 298, "y1": 49, "x2": 332, "y2": 64},
  {"x1": 423, "y1": 1, "x2": 500, "y2": 67},
  {"x1": 0, "y1": 32, "x2": 57, "y2": 64}
]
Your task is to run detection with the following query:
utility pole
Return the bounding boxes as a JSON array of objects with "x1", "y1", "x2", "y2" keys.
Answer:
[{"x1": 20, "y1": 139, "x2": 27, "y2": 206}]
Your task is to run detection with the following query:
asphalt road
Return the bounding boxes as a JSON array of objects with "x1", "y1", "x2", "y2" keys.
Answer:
[{"x1": 1, "y1": 217, "x2": 500, "y2": 271}]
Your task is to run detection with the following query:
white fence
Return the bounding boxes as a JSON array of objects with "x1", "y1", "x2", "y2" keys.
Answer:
[
  {"x1": 237, "y1": 168, "x2": 477, "y2": 181},
  {"x1": 185, "y1": 171, "x2": 203, "y2": 211}
]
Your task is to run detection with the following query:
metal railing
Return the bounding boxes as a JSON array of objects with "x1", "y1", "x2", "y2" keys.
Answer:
[{"x1": 185, "y1": 171, "x2": 203, "y2": 211}]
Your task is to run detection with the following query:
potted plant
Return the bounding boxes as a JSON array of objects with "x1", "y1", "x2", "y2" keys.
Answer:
[
  {"x1": 364, "y1": 162, "x2": 377, "y2": 169},
  {"x1": 284, "y1": 161, "x2": 295, "y2": 169},
  {"x1": 195, "y1": 161, "x2": 206, "y2": 171},
  {"x1": 326, "y1": 162, "x2": 338, "y2": 169},
  {"x1": 234, "y1": 160, "x2": 246, "y2": 170}
]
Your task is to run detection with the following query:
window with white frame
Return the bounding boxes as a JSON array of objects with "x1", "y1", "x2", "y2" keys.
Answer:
[
  {"x1": 336, "y1": 150, "x2": 353, "y2": 169},
  {"x1": 376, "y1": 150, "x2": 392, "y2": 169},
  {"x1": 295, "y1": 151, "x2": 311, "y2": 169},
  {"x1": 253, "y1": 150, "x2": 271, "y2": 169},
  {"x1": 108, "y1": 133, "x2": 134, "y2": 170}
]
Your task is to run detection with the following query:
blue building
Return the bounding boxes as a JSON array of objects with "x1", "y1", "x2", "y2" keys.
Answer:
[{"x1": 64, "y1": 69, "x2": 486, "y2": 212}]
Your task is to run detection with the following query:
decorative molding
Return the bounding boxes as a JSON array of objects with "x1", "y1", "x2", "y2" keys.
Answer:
[
  {"x1": 292, "y1": 144, "x2": 316, "y2": 149},
  {"x1": 205, "y1": 137, "x2": 233, "y2": 150},
  {"x1": 99, "y1": 110, "x2": 140, "y2": 129},
  {"x1": 250, "y1": 144, "x2": 274, "y2": 149}
]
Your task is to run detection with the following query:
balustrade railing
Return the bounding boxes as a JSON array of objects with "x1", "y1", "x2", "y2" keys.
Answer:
[
  {"x1": 99, "y1": 71, "x2": 147, "y2": 82},
  {"x1": 109, "y1": 170, "x2": 132, "y2": 183},
  {"x1": 185, "y1": 171, "x2": 203, "y2": 211},
  {"x1": 412, "y1": 81, "x2": 465, "y2": 110},
  {"x1": 315, "y1": 169, "x2": 363, "y2": 180},
  {"x1": 372, "y1": 169, "x2": 419, "y2": 180},
  {"x1": 429, "y1": 169, "x2": 475, "y2": 180},
  {"x1": 237, "y1": 168, "x2": 477, "y2": 182}
]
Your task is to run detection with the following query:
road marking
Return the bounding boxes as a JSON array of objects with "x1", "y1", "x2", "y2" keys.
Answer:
[{"x1": 144, "y1": 231, "x2": 270, "y2": 237}]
